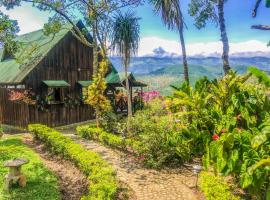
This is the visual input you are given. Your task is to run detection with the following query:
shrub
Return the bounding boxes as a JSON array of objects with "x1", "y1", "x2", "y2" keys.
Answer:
[
  {"x1": 128, "y1": 99, "x2": 199, "y2": 168},
  {"x1": 28, "y1": 124, "x2": 117, "y2": 200},
  {"x1": 199, "y1": 171, "x2": 240, "y2": 200},
  {"x1": 76, "y1": 125, "x2": 143, "y2": 155},
  {"x1": 167, "y1": 71, "x2": 270, "y2": 199}
]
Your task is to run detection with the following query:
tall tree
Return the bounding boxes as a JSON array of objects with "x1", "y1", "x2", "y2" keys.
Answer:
[
  {"x1": 0, "y1": 12, "x2": 19, "y2": 53},
  {"x1": 149, "y1": 0, "x2": 190, "y2": 84},
  {"x1": 111, "y1": 11, "x2": 140, "y2": 132},
  {"x1": 189, "y1": 0, "x2": 231, "y2": 75}
]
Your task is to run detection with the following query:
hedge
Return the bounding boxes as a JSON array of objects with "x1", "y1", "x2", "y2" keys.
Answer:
[
  {"x1": 76, "y1": 126, "x2": 143, "y2": 155},
  {"x1": 199, "y1": 171, "x2": 240, "y2": 200},
  {"x1": 28, "y1": 124, "x2": 117, "y2": 200}
]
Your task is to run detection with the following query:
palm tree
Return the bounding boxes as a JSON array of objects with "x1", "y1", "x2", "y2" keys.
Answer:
[
  {"x1": 189, "y1": 0, "x2": 231, "y2": 75},
  {"x1": 217, "y1": 0, "x2": 230, "y2": 75},
  {"x1": 149, "y1": 0, "x2": 190, "y2": 84},
  {"x1": 111, "y1": 11, "x2": 140, "y2": 131}
]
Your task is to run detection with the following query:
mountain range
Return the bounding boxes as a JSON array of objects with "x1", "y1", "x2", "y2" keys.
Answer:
[
  {"x1": 110, "y1": 56, "x2": 270, "y2": 94},
  {"x1": 110, "y1": 56, "x2": 270, "y2": 75}
]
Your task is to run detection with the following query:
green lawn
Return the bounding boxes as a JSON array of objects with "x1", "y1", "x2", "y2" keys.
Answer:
[{"x1": 0, "y1": 136, "x2": 61, "y2": 200}]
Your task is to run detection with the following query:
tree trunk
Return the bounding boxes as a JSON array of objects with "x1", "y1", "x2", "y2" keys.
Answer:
[
  {"x1": 92, "y1": 25, "x2": 99, "y2": 126},
  {"x1": 125, "y1": 63, "x2": 132, "y2": 134},
  {"x1": 218, "y1": 0, "x2": 231, "y2": 75},
  {"x1": 92, "y1": 27, "x2": 98, "y2": 76},
  {"x1": 179, "y1": 27, "x2": 189, "y2": 85}
]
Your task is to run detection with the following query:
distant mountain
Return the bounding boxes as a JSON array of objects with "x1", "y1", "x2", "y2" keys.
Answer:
[
  {"x1": 110, "y1": 56, "x2": 270, "y2": 74},
  {"x1": 110, "y1": 56, "x2": 270, "y2": 95}
]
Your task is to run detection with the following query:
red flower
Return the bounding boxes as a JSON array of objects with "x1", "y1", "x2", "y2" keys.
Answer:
[
  {"x1": 212, "y1": 133, "x2": 220, "y2": 141},
  {"x1": 221, "y1": 128, "x2": 227, "y2": 134}
]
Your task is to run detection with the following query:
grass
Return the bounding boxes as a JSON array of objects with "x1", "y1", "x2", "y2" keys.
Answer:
[{"x1": 0, "y1": 136, "x2": 61, "y2": 200}]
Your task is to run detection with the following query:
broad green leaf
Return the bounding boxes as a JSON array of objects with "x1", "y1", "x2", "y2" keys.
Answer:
[
  {"x1": 248, "y1": 158, "x2": 270, "y2": 174},
  {"x1": 251, "y1": 134, "x2": 267, "y2": 149},
  {"x1": 240, "y1": 172, "x2": 253, "y2": 188}
]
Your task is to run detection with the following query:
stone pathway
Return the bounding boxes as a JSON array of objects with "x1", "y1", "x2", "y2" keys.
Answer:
[{"x1": 63, "y1": 132, "x2": 203, "y2": 200}]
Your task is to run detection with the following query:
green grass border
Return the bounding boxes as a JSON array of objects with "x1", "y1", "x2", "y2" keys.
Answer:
[{"x1": 28, "y1": 124, "x2": 117, "y2": 200}]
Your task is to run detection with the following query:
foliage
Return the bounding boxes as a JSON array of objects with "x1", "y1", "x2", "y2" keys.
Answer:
[
  {"x1": 28, "y1": 124, "x2": 117, "y2": 200},
  {"x1": 129, "y1": 98, "x2": 196, "y2": 168},
  {"x1": 248, "y1": 66, "x2": 270, "y2": 87},
  {"x1": 112, "y1": 11, "x2": 140, "y2": 122},
  {"x1": 100, "y1": 111, "x2": 125, "y2": 134},
  {"x1": 165, "y1": 70, "x2": 270, "y2": 199},
  {"x1": 149, "y1": 0, "x2": 184, "y2": 31},
  {"x1": 188, "y1": 0, "x2": 218, "y2": 29},
  {"x1": 0, "y1": 12, "x2": 19, "y2": 53},
  {"x1": 76, "y1": 125, "x2": 143, "y2": 155},
  {"x1": 199, "y1": 171, "x2": 240, "y2": 200},
  {"x1": 0, "y1": 137, "x2": 60, "y2": 200},
  {"x1": 84, "y1": 57, "x2": 111, "y2": 127}
]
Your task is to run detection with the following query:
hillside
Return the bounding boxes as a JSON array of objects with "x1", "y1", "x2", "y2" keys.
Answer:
[
  {"x1": 110, "y1": 56, "x2": 270, "y2": 74},
  {"x1": 110, "y1": 56, "x2": 270, "y2": 95}
]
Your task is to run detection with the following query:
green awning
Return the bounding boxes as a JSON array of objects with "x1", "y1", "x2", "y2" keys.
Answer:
[
  {"x1": 77, "y1": 81, "x2": 93, "y2": 87},
  {"x1": 43, "y1": 80, "x2": 70, "y2": 87}
]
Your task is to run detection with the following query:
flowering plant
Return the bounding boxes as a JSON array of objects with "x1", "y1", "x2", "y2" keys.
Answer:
[
  {"x1": 8, "y1": 89, "x2": 36, "y2": 105},
  {"x1": 140, "y1": 90, "x2": 160, "y2": 102}
]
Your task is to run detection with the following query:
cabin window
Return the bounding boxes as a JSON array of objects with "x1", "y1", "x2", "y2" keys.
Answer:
[
  {"x1": 43, "y1": 80, "x2": 70, "y2": 104},
  {"x1": 47, "y1": 87, "x2": 64, "y2": 103},
  {"x1": 77, "y1": 81, "x2": 92, "y2": 103}
]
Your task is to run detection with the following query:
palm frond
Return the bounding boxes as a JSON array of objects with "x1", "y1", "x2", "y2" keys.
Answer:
[
  {"x1": 111, "y1": 11, "x2": 140, "y2": 66},
  {"x1": 149, "y1": 0, "x2": 185, "y2": 31}
]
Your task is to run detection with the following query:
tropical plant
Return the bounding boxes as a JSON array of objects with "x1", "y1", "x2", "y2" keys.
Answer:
[
  {"x1": 165, "y1": 70, "x2": 270, "y2": 198},
  {"x1": 189, "y1": 0, "x2": 231, "y2": 75},
  {"x1": 85, "y1": 56, "x2": 112, "y2": 127},
  {"x1": 149, "y1": 0, "x2": 190, "y2": 84},
  {"x1": 248, "y1": 66, "x2": 270, "y2": 87},
  {"x1": 111, "y1": 11, "x2": 140, "y2": 132}
]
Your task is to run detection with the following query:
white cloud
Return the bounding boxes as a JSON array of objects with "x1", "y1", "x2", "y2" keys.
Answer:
[
  {"x1": 0, "y1": 6, "x2": 49, "y2": 35},
  {"x1": 139, "y1": 37, "x2": 270, "y2": 57}
]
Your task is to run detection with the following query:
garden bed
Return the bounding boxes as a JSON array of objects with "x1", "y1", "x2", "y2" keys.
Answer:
[
  {"x1": 0, "y1": 136, "x2": 61, "y2": 200},
  {"x1": 28, "y1": 124, "x2": 118, "y2": 200},
  {"x1": 22, "y1": 134, "x2": 89, "y2": 200}
]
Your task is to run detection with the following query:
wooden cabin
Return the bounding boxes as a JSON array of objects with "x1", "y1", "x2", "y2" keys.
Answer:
[{"x1": 0, "y1": 21, "x2": 146, "y2": 127}]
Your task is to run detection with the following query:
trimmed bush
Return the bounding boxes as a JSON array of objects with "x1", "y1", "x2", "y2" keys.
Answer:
[
  {"x1": 76, "y1": 126, "x2": 143, "y2": 155},
  {"x1": 28, "y1": 124, "x2": 117, "y2": 200},
  {"x1": 199, "y1": 171, "x2": 240, "y2": 200}
]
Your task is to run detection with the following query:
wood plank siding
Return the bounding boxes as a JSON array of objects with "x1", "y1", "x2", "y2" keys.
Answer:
[{"x1": 0, "y1": 31, "x2": 96, "y2": 127}]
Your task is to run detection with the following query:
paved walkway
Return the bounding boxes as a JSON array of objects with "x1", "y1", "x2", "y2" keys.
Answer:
[{"x1": 63, "y1": 132, "x2": 203, "y2": 200}]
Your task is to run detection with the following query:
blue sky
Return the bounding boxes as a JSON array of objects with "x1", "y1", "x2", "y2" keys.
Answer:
[
  {"x1": 1, "y1": 1, "x2": 270, "y2": 56},
  {"x1": 138, "y1": 1, "x2": 270, "y2": 43}
]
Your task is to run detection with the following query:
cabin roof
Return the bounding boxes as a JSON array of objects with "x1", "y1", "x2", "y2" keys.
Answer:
[
  {"x1": 0, "y1": 23, "x2": 75, "y2": 84},
  {"x1": 0, "y1": 21, "x2": 146, "y2": 87}
]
